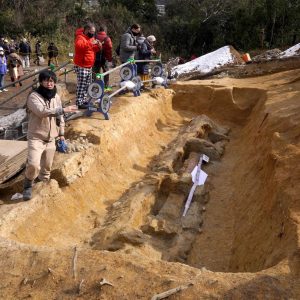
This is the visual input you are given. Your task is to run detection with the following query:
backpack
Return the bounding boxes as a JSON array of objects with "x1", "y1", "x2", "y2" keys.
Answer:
[{"x1": 115, "y1": 43, "x2": 120, "y2": 56}]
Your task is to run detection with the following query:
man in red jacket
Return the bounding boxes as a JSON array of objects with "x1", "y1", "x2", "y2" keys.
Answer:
[
  {"x1": 93, "y1": 25, "x2": 113, "y2": 88},
  {"x1": 74, "y1": 23, "x2": 102, "y2": 108}
]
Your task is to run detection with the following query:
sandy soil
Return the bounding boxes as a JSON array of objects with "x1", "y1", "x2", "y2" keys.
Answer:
[{"x1": 0, "y1": 65, "x2": 299, "y2": 299}]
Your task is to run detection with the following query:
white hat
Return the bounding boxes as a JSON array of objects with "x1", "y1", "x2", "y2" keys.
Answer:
[{"x1": 147, "y1": 35, "x2": 156, "y2": 42}]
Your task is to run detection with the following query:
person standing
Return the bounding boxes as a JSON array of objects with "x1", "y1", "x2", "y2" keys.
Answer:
[
  {"x1": 19, "y1": 38, "x2": 31, "y2": 68},
  {"x1": 23, "y1": 70, "x2": 78, "y2": 200},
  {"x1": 93, "y1": 24, "x2": 113, "y2": 88},
  {"x1": 34, "y1": 40, "x2": 42, "y2": 66},
  {"x1": 47, "y1": 42, "x2": 59, "y2": 66},
  {"x1": 9, "y1": 39, "x2": 18, "y2": 52},
  {"x1": 3, "y1": 39, "x2": 10, "y2": 58},
  {"x1": 136, "y1": 35, "x2": 157, "y2": 83},
  {"x1": 74, "y1": 23, "x2": 102, "y2": 108},
  {"x1": 0, "y1": 47, "x2": 8, "y2": 92},
  {"x1": 7, "y1": 49, "x2": 24, "y2": 87},
  {"x1": 119, "y1": 24, "x2": 141, "y2": 63}
]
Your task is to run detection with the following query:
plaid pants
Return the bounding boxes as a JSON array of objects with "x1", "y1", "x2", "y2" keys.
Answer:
[{"x1": 74, "y1": 65, "x2": 92, "y2": 106}]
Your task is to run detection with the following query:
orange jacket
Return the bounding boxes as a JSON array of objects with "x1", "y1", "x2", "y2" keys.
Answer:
[{"x1": 74, "y1": 30, "x2": 101, "y2": 68}]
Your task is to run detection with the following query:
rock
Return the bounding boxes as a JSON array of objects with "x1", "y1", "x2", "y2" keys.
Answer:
[
  {"x1": 214, "y1": 141, "x2": 227, "y2": 156},
  {"x1": 208, "y1": 130, "x2": 229, "y2": 143},
  {"x1": 158, "y1": 193, "x2": 185, "y2": 219},
  {"x1": 74, "y1": 144, "x2": 80, "y2": 152},
  {"x1": 177, "y1": 173, "x2": 192, "y2": 194},
  {"x1": 116, "y1": 229, "x2": 148, "y2": 246},
  {"x1": 193, "y1": 186, "x2": 208, "y2": 204},
  {"x1": 112, "y1": 201, "x2": 121, "y2": 208},
  {"x1": 184, "y1": 138, "x2": 222, "y2": 160},
  {"x1": 182, "y1": 200, "x2": 203, "y2": 230},
  {"x1": 180, "y1": 152, "x2": 200, "y2": 174}
]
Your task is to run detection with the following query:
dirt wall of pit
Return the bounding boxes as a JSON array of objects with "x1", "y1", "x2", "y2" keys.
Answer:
[
  {"x1": 0, "y1": 89, "x2": 186, "y2": 248},
  {"x1": 0, "y1": 70, "x2": 299, "y2": 298},
  {"x1": 173, "y1": 74, "x2": 300, "y2": 274}
]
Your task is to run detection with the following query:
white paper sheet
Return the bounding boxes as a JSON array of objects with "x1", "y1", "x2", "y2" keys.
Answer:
[{"x1": 191, "y1": 167, "x2": 208, "y2": 186}]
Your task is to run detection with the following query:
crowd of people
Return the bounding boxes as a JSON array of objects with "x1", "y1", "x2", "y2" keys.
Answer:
[
  {"x1": 74, "y1": 22, "x2": 158, "y2": 107},
  {"x1": 2, "y1": 22, "x2": 158, "y2": 200},
  {"x1": 0, "y1": 37, "x2": 59, "y2": 92}
]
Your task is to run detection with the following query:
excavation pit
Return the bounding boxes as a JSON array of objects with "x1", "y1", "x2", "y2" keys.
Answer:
[{"x1": 0, "y1": 70, "x2": 299, "y2": 299}]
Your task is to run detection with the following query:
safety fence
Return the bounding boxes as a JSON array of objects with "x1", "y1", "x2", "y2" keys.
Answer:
[
  {"x1": 0, "y1": 61, "x2": 74, "y2": 140},
  {"x1": 0, "y1": 58, "x2": 171, "y2": 139},
  {"x1": 73, "y1": 58, "x2": 169, "y2": 121}
]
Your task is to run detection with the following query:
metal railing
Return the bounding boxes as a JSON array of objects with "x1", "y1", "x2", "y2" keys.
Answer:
[
  {"x1": 0, "y1": 67, "x2": 49, "y2": 90},
  {"x1": 0, "y1": 60, "x2": 74, "y2": 108}
]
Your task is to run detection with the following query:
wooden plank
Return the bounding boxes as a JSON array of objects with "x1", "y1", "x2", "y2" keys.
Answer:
[{"x1": 0, "y1": 140, "x2": 28, "y2": 184}]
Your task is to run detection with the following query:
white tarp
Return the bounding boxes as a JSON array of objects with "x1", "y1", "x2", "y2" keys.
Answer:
[
  {"x1": 280, "y1": 43, "x2": 300, "y2": 58},
  {"x1": 171, "y1": 46, "x2": 238, "y2": 77}
]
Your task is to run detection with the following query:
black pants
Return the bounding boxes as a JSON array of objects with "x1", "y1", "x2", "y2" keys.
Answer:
[{"x1": 93, "y1": 61, "x2": 109, "y2": 87}]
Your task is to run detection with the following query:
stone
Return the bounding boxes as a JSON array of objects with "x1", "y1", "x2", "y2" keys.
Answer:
[
  {"x1": 208, "y1": 130, "x2": 229, "y2": 143},
  {"x1": 116, "y1": 229, "x2": 148, "y2": 246},
  {"x1": 184, "y1": 138, "x2": 222, "y2": 160}
]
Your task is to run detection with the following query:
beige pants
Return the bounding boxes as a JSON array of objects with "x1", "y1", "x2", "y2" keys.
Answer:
[
  {"x1": 25, "y1": 138, "x2": 56, "y2": 181},
  {"x1": 12, "y1": 67, "x2": 18, "y2": 80}
]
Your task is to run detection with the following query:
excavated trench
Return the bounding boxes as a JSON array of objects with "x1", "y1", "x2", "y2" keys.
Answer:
[{"x1": 0, "y1": 79, "x2": 298, "y2": 278}]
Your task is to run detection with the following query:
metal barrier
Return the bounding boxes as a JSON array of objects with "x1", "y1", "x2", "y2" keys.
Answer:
[
  {"x1": 0, "y1": 60, "x2": 74, "y2": 141},
  {"x1": 1, "y1": 58, "x2": 170, "y2": 125},
  {"x1": 81, "y1": 58, "x2": 169, "y2": 121},
  {"x1": 0, "y1": 67, "x2": 49, "y2": 90},
  {"x1": 0, "y1": 60, "x2": 74, "y2": 108}
]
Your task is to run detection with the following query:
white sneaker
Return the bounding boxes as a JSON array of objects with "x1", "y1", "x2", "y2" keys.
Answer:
[
  {"x1": 3, "y1": 89, "x2": 8, "y2": 92},
  {"x1": 0, "y1": 90, "x2": 3, "y2": 93}
]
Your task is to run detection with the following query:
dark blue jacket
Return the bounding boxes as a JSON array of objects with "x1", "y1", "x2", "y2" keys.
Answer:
[{"x1": 19, "y1": 41, "x2": 31, "y2": 55}]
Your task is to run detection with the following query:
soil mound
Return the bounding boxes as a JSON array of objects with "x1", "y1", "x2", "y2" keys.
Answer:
[
  {"x1": 171, "y1": 45, "x2": 243, "y2": 79},
  {"x1": 252, "y1": 48, "x2": 282, "y2": 62}
]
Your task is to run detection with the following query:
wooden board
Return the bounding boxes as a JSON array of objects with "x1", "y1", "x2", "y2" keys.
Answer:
[{"x1": 0, "y1": 140, "x2": 27, "y2": 184}]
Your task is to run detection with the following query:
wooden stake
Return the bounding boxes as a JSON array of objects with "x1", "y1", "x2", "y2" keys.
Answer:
[
  {"x1": 72, "y1": 246, "x2": 78, "y2": 280},
  {"x1": 151, "y1": 283, "x2": 193, "y2": 300}
]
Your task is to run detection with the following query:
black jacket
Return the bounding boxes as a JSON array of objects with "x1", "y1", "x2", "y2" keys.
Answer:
[{"x1": 19, "y1": 42, "x2": 31, "y2": 55}]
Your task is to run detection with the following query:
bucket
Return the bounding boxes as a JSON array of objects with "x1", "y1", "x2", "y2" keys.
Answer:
[{"x1": 242, "y1": 53, "x2": 252, "y2": 63}]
